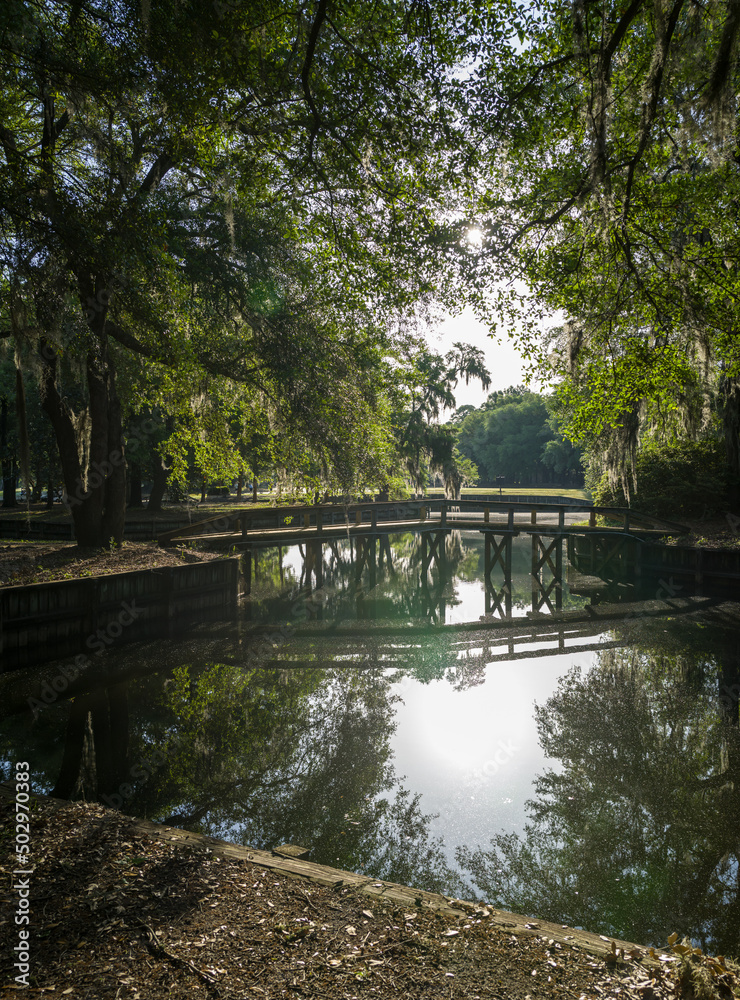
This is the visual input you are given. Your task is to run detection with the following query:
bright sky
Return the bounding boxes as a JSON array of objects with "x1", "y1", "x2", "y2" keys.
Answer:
[{"x1": 426, "y1": 307, "x2": 546, "y2": 411}]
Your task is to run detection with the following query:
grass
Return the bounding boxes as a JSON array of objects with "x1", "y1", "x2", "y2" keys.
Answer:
[{"x1": 427, "y1": 486, "x2": 591, "y2": 500}]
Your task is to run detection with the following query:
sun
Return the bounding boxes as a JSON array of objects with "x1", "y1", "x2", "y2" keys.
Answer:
[{"x1": 466, "y1": 226, "x2": 484, "y2": 248}]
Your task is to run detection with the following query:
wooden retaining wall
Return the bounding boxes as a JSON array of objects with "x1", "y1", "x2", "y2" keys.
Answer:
[
  {"x1": 569, "y1": 535, "x2": 740, "y2": 591},
  {"x1": 0, "y1": 557, "x2": 241, "y2": 671}
]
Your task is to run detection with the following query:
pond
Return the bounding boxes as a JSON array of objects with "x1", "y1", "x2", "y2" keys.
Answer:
[{"x1": 2, "y1": 531, "x2": 739, "y2": 957}]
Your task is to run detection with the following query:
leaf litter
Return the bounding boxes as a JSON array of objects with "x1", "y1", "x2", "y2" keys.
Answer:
[{"x1": 1, "y1": 797, "x2": 738, "y2": 1000}]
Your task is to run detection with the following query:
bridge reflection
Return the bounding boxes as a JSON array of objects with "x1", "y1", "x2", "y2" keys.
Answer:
[{"x1": 244, "y1": 528, "x2": 582, "y2": 622}]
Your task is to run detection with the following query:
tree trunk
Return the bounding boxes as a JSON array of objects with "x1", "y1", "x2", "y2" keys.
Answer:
[
  {"x1": 47, "y1": 448, "x2": 55, "y2": 507},
  {"x1": 236, "y1": 471, "x2": 244, "y2": 500},
  {"x1": 253, "y1": 476, "x2": 258, "y2": 503},
  {"x1": 128, "y1": 461, "x2": 143, "y2": 507},
  {"x1": 148, "y1": 458, "x2": 169, "y2": 511},
  {"x1": 1, "y1": 398, "x2": 17, "y2": 507},
  {"x1": 1, "y1": 458, "x2": 17, "y2": 507},
  {"x1": 33, "y1": 460, "x2": 42, "y2": 502},
  {"x1": 40, "y1": 321, "x2": 126, "y2": 546},
  {"x1": 52, "y1": 697, "x2": 89, "y2": 800}
]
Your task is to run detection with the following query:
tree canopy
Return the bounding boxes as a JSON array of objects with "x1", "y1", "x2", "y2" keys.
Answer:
[
  {"x1": 0, "y1": 0, "x2": 499, "y2": 541},
  {"x1": 5, "y1": 0, "x2": 739, "y2": 522},
  {"x1": 468, "y1": 0, "x2": 740, "y2": 497}
]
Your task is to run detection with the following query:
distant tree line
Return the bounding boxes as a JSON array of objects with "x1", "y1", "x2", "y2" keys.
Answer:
[{"x1": 453, "y1": 387, "x2": 583, "y2": 488}]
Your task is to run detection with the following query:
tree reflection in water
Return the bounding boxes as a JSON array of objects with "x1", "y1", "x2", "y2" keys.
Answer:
[
  {"x1": 118, "y1": 661, "x2": 465, "y2": 896},
  {"x1": 458, "y1": 642, "x2": 740, "y2": 954}
]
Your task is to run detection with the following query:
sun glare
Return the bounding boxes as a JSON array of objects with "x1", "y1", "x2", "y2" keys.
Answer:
[{"x1": 466, "y1": 226, "x2": 484, "y2": 247}]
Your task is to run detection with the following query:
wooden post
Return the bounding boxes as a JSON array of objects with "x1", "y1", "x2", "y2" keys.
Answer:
[
  {"x1": 420, "y1": 505, "x2": 427, "y2": 522},
  {"x1": 589, "y1": 509, "x2": 596, "y2": 528},
  {"x1": 241, "y1": 513, "x2": 248, "y2": 539},
  {"x1": 441, "y1": 501, "x2": 447, "y2": 527},
  {"x1": 484, "y1": 507, "x2": 490, "y2": 523},
  {"x1": 624, "y1": 510, "x2": 630, "y2": 531},
  {"x1": 558, "y1": 507, "x2": 565, "y2": 531},
  {"x1": 369, "y1": 536, "x2": 377, "y2": 591},
  {"x1": 304, "y1": 512, "x2": 310, "y2": 528},
  {"x1": 531, "y1": 509, "x2": 537, "y2": 525},
  {"x1": 355, "y1": 509, "x2": 362, "y2": 526},
  {"x1": 507, "y1": 508, "x2": 514, "y2": 531},
  {"x1": 504, "y1": 534, "x2": 512, "y2": 617},
  {"x1": 317, "y1": 510, "x2": 323, "y2": 535}
]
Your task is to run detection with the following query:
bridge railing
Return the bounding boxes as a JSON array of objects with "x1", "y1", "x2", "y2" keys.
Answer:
[{"x1": 158, "y1": 497, "x2": 687, "y2": 545}]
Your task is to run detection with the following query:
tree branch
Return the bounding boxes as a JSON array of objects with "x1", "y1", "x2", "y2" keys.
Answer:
[
  {"x1": 106, "y1": 320, "x2": 268, "y2": 385},
  {"x1": 301, "y1": 0, "x2": 330, "y2": 126},
  {"x1": 603, "y1": 0, "x2": 647, "y2": 66},
  {"x1": 134, "y1": 151, "x2": 176, "y2": 200},
  {"x1": 621, "y1": 0, "x2": 685, "y2": 220}
]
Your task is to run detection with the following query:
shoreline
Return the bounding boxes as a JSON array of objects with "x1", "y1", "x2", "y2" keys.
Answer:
[{"x1": 4, "y1": 788, "x2": 735, "y2": 999}]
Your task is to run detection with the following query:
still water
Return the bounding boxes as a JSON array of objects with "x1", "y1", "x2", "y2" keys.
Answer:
[{"x1": 2, "y1": 531, "x2": 739, "y2": 956}]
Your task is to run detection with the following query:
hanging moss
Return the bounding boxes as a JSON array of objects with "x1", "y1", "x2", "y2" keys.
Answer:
[{"x1": 591, "y1": 439, "x2": 729, "y2": 518}]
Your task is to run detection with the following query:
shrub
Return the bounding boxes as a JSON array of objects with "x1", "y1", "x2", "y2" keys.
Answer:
[{"x1": 591, "y1": 440, "x2": 729, "y2": 518}]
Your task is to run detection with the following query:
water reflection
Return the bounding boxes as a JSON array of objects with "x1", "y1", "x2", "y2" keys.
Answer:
[
  {"x1": 457, "y1": 636, "x2": 740, "y2": 955},
  {"x1": 2, "y1": 531, "x2": 740, "y2": 955},
  {"x1": 247, "y1": 531, "x2": 589, "y2": 625},
  {"x1": 1, "y1": 657, "x2": 465, "y2": 896}
]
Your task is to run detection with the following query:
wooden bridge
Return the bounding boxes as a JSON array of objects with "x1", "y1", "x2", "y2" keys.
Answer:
[
  {"x1": 159, "y1": 497, "x2": 687, "y2": 548},
  {"x1": 159, "y1": 499, "x2": 688, "y2": 617}
]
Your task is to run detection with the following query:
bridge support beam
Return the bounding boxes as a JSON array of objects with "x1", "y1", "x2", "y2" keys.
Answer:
[
  {"x1": 303, "y1": 540, "x2": 324, "y2": 596},
  {"x1": 484, "y1": 532, "x2": 513, "y2": 618},
  {"x1": 240, "y1": 549, "x2": 252, "y2": 596},
  {"x1": 421, "y1": 530, "x2": 447, "y2": 583},
  {"x1": 531, "y1": 533, "x2": 564, "y2": 614}
]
